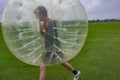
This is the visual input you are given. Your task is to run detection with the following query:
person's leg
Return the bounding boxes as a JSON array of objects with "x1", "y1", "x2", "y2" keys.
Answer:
[
  {"x1": 61, "y1": 61, "x2": 80, "y2": 80},
  {"x1": 40, "y1": 65, "x2": 47, "y2": 80},
  {"x1": 61, "y1": 61, "x2": 75, "y2": 71},
  {"x1": 61, "y1": 61, "x2": 78, "y2": 74}
]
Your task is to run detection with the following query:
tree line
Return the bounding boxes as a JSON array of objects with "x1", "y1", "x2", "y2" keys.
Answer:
[{"x1": 89, "y1": 19, "x2": 120, "y2": 22}]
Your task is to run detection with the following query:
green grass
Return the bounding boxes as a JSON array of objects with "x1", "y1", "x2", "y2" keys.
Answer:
[{"x1": 0, "y1": 22, "x2": 120, "y2": 80}]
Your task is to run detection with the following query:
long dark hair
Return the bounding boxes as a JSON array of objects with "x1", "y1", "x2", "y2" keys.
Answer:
[{"x1": 34, "y1": 6, "x2": 48, "y2": 17}]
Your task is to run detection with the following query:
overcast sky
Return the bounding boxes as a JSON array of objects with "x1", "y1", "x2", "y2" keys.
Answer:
[
  {"x1": 0, "y1": 0, "x2": 120, "y2": 22},
  {"x1": 81, "y1": 0, "x2": 120, "y2": 20}
]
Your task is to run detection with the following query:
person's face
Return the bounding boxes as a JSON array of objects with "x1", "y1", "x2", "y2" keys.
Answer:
[
  {"x1": 39, "y1": 13, "x2": 44, "y2": 21},
  {"x1": 35, "y1": 12, "x2": 44, "y2": 21}
]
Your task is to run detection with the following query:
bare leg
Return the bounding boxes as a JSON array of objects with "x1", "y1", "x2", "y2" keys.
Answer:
[
  {"x1": 61, "y1": 62, "x2": 80, "y2": 80},
  {"x1": 61, "y1": 61, "x2": 75, "y2": 71},
  {"x1": 40, "y1": 66, "x2": 47, "y2": 80}
]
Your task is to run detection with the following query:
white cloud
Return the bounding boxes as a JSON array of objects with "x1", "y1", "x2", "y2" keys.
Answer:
[
  {"x1": 88, "y1": 0, "x2": 101, "y2": 9},
  {"x1": 84, "y1": 0, "x2": 120, "y2": 19},
  {"x1": 81, "y1": 0, "x2": 101, "y2": 10},
  {"x1": 0, "y1": 0, "x2": 9, "y2": 22}
]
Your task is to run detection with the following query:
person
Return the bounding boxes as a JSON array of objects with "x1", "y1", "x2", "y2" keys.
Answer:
[{"x1": 34, "y1": 6, "x2": 80, "y2": 80}]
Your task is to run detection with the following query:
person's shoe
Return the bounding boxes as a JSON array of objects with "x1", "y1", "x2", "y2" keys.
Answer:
[{"x1": 73, "y1": 71, "x2": 81, "y2": 80}]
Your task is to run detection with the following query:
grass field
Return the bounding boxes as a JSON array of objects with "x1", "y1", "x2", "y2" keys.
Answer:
[{"x1": 0, "y1": 22, "x2": 120, "y2": 80}]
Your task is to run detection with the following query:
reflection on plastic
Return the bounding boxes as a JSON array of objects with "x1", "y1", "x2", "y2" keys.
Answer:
[{"x1": 2, "y1": 0, "x2": 88, "y2": 66}]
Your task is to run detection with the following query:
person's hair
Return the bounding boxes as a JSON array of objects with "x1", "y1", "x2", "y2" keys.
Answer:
[{"x1": 34, "y1": 6, "x2": 48, "y2": 17}]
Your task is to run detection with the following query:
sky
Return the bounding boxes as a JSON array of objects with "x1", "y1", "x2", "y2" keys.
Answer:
[
  {"x1": 0, "y1": 0, "x2": 120, "y2": 22},
  {"x1": 81, "y1": 0, "x2": 120, "y2": 20}
]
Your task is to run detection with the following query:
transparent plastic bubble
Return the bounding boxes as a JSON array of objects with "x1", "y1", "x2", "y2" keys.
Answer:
[{"x1": 2, "y1": 0, "x2": 88, "y2": 66}]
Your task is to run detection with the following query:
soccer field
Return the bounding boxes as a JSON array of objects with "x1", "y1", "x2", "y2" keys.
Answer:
[{"x1": 0, "y1": 22, "x2": 120, "y2": 80}]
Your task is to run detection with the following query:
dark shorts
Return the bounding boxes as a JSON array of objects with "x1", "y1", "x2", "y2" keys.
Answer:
[{"x1": 43, "y1": 51, "x2": 64, "y2": 65}]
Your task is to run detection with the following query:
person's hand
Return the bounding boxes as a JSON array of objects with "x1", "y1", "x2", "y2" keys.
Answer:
[{"x1": 40, "y1": 25, "x2": 47, "y2": 34}]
